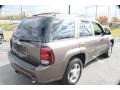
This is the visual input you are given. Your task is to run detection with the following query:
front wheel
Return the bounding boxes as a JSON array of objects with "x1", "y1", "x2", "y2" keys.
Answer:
[
  {"x1": 61, "y1": 58, "x2": 83, "y2": 85},
  {"x1": 0, "y1": 35, "x2": 3, "y2": 44},
  {"x1": 103, "y1": 42, "x2": 113, "y2": 58}
]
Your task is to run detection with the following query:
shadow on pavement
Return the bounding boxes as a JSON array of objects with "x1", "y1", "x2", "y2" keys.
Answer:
[
  {"x1": 117, "y1": 81, "x2": 120, "y2": 85},
  {"x1": 84, "y1": 56, "x2": 106, "y2": 68}
]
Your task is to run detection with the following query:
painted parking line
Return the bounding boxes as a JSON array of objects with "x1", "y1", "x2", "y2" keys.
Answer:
[
  {"x1": 96, "y1": 59, "x2": 105, "y2": 64},
  {"x1": 93, "y1": 56, "x2": 105, "y2": 64}
]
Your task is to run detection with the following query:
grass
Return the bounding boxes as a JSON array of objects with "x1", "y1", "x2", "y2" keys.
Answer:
[
  {"x1": 0, "y1": 22, "x2": 18, "y2": 31},
  {"x1": 0, "y1": 22, "x2": 17, "y2": 41},
  {"x1": 110, "y1": 27, "x2": 120, "y2": 37},
  {"x1": 3, "y1": 30, "x2": 13, "y2": 41},
  {"x1": 0, "y1": 22, "x2": 120, "y2": 41}
]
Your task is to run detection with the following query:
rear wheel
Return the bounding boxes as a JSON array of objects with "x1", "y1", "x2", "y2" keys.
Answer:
[
  {"x1": 61, "y1": 58, "x2": 83, "y2": 85},
  {"x1": 103, "y1": 42, "x2": 113, "y2": 58}
]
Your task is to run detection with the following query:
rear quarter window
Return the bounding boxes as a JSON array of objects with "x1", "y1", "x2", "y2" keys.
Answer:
[{"x1": 49, "y1": 17, "x2": 75, "y2": 42}]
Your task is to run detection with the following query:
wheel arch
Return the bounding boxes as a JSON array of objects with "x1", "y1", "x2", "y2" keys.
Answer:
[
  {"x1": 69, "y1": 53, "x2": 86, "y2": 66},
  {"x1": 0, "y1": 34, "x2": 3, "y2": 38},
  {"x1": 110, "y1": 39, "x2": 114, "y2": 47},
  {"x1": 63, "y1": 52, "x2": 86, "y2": 75}
]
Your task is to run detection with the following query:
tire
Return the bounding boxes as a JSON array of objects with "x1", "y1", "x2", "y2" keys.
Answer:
[
  {"x1": 61, "y1": 58, "x2": 83, "y2": 85},
  {"x1": 103, "y1": 42, "x2": 113, "y2": 58},
  {"x1": 0, "y1": 35, "x2": 3, "y2": 44}
]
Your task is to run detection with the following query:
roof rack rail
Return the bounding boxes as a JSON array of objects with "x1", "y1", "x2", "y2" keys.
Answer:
[{"x1": 32, "y1": 12, "x2": 60, "y2": 16}]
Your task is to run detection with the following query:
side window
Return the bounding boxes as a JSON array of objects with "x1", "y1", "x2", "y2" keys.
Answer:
[
  {"x1": 92, "y1": 22, "x2": 103, "y2": 35},
  {"x1": 79, "y1": 21, "x2": 93, "y2": 37},
  {"x1": 49, "y1": 18, "x2": 75, "y2": 41}
]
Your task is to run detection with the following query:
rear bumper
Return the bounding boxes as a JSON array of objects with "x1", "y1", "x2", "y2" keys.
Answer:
[{"x1": 8, "y1": 51, "x2": 62, "y2": 83}]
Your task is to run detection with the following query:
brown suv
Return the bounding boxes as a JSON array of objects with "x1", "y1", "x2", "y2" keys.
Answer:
[{"x1": 9, "y1": 15, "x2": 114, "y2": 85}]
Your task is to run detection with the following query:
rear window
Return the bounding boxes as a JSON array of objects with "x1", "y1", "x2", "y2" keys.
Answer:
[{"x1": 14, "y1": 16, "x2": 52, "y2": 42}]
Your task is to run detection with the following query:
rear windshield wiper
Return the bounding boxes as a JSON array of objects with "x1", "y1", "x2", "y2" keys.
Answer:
[
  {"x1": 19, "y1": 39, "x2": 31, "y2": 42},
  {"x1": 19, "y1": 39, "x2": 41, "y2": 42}
]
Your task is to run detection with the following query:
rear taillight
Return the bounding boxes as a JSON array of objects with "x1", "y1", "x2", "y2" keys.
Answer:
[{"x1": 40, "y1": 47, "x2": 55, "y2": 65}]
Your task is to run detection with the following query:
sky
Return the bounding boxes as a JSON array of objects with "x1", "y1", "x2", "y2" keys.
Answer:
[{"x1": 1, "y1": 5, "x2": 120, "y2": 18}]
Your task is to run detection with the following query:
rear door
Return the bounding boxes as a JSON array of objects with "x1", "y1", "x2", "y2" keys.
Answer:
[{"x1": 78, "y1": 20, "x2": 98, "y2": 63}]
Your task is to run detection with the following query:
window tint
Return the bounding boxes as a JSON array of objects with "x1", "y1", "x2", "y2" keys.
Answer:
[
  {"x1": 79, "y1": 21, "x2": 92, "y2": 37},
  {"x1": 15, "y1": 16, "x2": 52, "y2": 41},
  {"x1": 49, "y1": 18, "x2": 75, "y2": 41},
  {"x1": 93, "y1": 23, "x2": 103, "y2": 35}
]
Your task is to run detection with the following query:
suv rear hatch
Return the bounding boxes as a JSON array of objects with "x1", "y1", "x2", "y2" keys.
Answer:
[{"x1": 11, "y1": 16, "x2": 52, "y2": 66}]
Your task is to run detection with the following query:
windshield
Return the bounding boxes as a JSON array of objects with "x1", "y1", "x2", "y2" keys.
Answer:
[{"x1": 14, "y1": 16, "x2": 52, "y2": 42}]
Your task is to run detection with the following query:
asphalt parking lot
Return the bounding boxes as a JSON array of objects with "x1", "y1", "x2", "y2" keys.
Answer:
[{"x1": 0, "y1": 41, "x2": 120, "y2": 85}]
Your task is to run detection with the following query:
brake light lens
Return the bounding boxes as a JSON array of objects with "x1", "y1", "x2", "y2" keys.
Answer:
[{"x1": 40, "y1": 47, "x2": 55, "y2": 65}]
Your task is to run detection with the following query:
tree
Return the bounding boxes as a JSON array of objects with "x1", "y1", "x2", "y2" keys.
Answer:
[
  {"x1": 0, "y1": 13, "x2": 27, "y2": 20},
  {"x1": 111, "y1": 17, "x2": 120, "y2": 22},
  {"x1": 96, "y1": 16, "x2": 108, "y2": 23}
]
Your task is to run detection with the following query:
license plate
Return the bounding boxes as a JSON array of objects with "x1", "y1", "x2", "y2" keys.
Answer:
[{"x1": 14, "y1": 43, "x2": 27, "y2": 55}]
